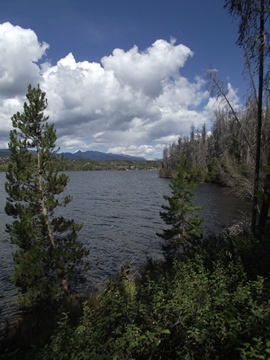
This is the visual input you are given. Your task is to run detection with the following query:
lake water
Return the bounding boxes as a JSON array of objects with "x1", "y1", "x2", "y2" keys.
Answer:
[{"x1": 0, "y1": 170, "x2": 251, "y2": 329}]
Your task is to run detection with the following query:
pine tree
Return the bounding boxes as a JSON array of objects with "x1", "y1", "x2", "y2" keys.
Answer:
[
  {"x1": 157, "y1": 156, "x2": 204, "y2": 257},
  {"x1": 5, "y1": 84, "x2": 89, "y2": 308}
]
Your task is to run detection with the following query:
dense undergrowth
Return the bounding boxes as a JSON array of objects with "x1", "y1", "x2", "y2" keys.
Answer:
[
  {"x1": 1, "y1": 225, "x2": 270, "y2": 359},
  {"x1": 40, "y1": 230, "x2": 270, "y2": 360}
]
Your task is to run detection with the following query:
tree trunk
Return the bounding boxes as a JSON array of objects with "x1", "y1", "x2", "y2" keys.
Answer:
[{"x1": 251, "y1": 0, "x2": 264, "y2": 234}]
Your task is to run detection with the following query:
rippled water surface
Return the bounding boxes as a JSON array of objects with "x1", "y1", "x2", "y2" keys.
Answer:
[{"x1": 0, "y1": 170, "x2": 251, "y2": 328}]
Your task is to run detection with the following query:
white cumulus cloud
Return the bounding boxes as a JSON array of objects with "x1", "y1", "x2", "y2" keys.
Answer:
[
  {"x1": 0, "y1": 22, "x2": 48, "y2": 97},
  {"x1": 0, "y1": 23, "x2": 239, "y2": 159}
]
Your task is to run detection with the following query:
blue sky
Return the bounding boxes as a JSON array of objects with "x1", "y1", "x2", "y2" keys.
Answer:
[{"x1": 0, "y1": 0, "x2": 246, "y2": 159}]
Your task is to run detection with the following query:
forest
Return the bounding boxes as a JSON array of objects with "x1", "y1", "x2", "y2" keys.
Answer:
[
  {"x1": 1, "y1": 1, "x2": 270, "y2": 359},
  {"x1": 159, "y1": 99, "x2": 270, "y2": 200}
]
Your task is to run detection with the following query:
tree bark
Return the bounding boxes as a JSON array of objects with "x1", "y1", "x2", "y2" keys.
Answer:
[{"x1": 251, "y1": 0, "x2": 265, "y2": 234}]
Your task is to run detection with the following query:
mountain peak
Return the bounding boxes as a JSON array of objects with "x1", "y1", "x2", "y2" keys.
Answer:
[
  {"x1": 0, "y1": 148, "x2": 147, "y2": 161},
  {"x1": 63, "y1": 150, "x2": 146, "y2": 161}
]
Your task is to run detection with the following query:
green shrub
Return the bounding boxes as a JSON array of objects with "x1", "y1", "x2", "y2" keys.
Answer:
[{"x1": 41, "y1": 251, "x2": 270, "y2": 359}]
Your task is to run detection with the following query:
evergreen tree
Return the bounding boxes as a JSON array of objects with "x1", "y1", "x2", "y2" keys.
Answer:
[
  {"x1": 157, "y1": 156, "x2": 204, "y2": 257},
  {"x1": 5, "y1": 84, "x2": 89, "y2": 308}
]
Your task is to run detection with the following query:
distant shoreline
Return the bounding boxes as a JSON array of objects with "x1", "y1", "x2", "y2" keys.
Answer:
[{"x1": 0, "y1": 156, "x2": 160, "y2": 172}]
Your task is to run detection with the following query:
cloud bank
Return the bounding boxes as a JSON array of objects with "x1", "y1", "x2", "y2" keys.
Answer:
[{"x1": 0, "y1": 22, "x2": 238, "y2": 159}]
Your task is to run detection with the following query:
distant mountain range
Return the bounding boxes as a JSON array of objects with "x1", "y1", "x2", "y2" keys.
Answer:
[
  {"x1": 0, "y1": 149, "x2": 147, "y2": 161},
  {"x1": 63, "y1": 150, "x2": 147, "y2": 161}
]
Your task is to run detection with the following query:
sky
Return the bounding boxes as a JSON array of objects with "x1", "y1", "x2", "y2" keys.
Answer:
[{"x1": 0, "y1": 0, "x2": 247, "y2": 160}]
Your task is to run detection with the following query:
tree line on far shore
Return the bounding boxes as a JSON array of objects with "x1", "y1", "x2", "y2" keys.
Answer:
[{"x1": 0, "y1": 155, "x2": 159, "y2": 172}]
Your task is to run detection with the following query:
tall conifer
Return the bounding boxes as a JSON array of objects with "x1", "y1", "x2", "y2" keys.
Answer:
[
  {"x1": 157, "y1": 156, "x2": 204, "y2": 257},
  {"x1": 5, "y1": 84, "x2": 88, "y2": 308}
]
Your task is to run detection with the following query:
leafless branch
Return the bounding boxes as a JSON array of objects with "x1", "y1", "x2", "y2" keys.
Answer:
[{"x1": 206, "y1": 69, "x2": 255, "y2": 163}]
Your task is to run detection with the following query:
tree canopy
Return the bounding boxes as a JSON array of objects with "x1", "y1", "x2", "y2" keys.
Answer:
[{"x1": 5, "y1": 84, "x2": 89, "y2": 308}]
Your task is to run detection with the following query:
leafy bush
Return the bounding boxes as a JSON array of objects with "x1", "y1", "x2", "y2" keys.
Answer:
[{"x1": 41, "y1": 250, "x2": 270, "y2": 359}]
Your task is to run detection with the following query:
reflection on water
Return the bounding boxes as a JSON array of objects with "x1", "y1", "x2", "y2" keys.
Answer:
[{"x1": 196, "y1": 183, "x2": 251, "y2": 234}]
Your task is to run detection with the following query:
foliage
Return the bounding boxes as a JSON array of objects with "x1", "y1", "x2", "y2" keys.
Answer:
[
  {"x1": 4, "y1": 84, "x2": 89, "y2": 309},
  {"x1": 41, "y1": 239, "x2": 270, "y2": 359},
  {"x1": 157, "y1": 156, "x2": 204, "y2": 257}
]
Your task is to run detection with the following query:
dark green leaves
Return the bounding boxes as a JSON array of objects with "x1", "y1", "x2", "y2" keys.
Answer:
[
  {"x1": 5, "y1": 84, "x2": 88, "y2": 308},
  {"x1": 157, "y1": 156, "x2": 204, "y2": 256}
]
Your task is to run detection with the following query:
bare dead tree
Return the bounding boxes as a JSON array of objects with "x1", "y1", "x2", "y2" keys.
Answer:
[{"x1": 207, "y1": 69, "x2": 255, "y2": 162}]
